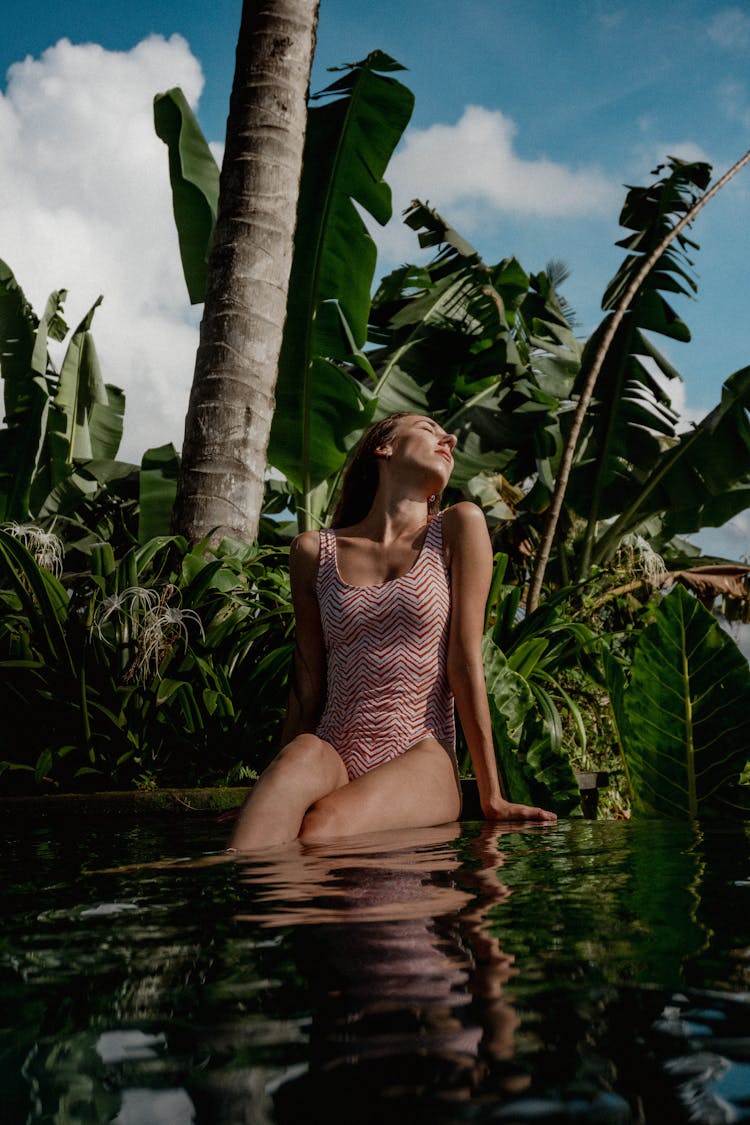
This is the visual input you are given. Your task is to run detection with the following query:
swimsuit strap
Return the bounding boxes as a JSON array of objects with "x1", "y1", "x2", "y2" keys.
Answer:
[
  {"x1": 317, "y1": 528, "x2": 335, "y2": 574},
  {"x1": 423, "y1": 510, "x2": 445, "y2": 558}
]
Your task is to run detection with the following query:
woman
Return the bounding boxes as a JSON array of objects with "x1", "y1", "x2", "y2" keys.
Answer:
[{"x1": 228, "y1": 412, "x2": 556, "y2": 851}]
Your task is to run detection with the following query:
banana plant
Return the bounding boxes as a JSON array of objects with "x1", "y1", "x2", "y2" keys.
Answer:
[
  {"x1": 592, "y1": 364, "x2": 750, "y2": 564},
  {"x1": 269, "y1": 53, "x2": 414, "y2": 523},
  {"x1": 0, "y1": 260, "x2": 125, "y2": 522},
  {"x1": 604, "y1": 584, "x2": 750, "y2": 818},
  {"x1": 531, "y1": 158, "x2": 750, "y2": 586},
  {"x1": 0, "y1": 258, "x2": 181, "y2": 552}
]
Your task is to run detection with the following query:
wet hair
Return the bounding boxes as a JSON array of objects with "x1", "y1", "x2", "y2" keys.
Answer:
[{"x1": 330, "y1": 412, "x2": 443, "y2": 529}]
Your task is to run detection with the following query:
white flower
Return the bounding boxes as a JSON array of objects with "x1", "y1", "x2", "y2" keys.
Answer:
[
  {"x1": 620, "y1": 534, "x2": 667, "y2": 581},
  {"x1": 2, "y1": 522, "x2": 64, "y2": 576},
  {"x1": 95, "y1": 583, "x2": 205, "y2": 686},
  {"x1": 94, "y1": 586, "x2": 160, "y2": 637}
]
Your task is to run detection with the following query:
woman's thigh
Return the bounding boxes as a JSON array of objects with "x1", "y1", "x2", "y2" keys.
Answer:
[{"x1": 298, "y1": 738, "x2": 461, "y2": 843}]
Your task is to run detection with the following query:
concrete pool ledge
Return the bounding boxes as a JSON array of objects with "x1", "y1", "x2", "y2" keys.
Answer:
[
  {"x1": 0, "y1": 787, "x2": 251, "y2": 819},
  {"x1": 0, "y1": 773, "x2": 607, "y2": 821}
]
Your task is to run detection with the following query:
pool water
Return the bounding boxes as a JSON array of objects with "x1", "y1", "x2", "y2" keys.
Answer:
[{"x1": 1, "y1": 815, "x2": 749, "y2": 1123}]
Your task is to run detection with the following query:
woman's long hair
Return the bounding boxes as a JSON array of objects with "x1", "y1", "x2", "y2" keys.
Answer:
[{"x1": 330, "y1": 412, "x2": 443, "y2": 529}]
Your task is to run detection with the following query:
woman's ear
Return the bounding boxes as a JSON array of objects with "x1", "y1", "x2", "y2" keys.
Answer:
[{"x1": 374, "y1": 444, "x2": 392, "y2": 460}]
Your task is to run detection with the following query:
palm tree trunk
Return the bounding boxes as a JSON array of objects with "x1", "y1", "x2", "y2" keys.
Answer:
[{"x1": 172, "y1": 0, "x2": 320, "y2": 545}]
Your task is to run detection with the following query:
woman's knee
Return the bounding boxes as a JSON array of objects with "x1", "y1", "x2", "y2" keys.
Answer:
[
  {"x1": 298, "y1": 794, "x2": 348, "y2": 843},
  {"x1": 269, "y1": 734, "x2": 332, "y2": 779}
]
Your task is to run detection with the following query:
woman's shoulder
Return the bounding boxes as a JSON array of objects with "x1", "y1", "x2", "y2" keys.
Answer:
[
  {"x1": 439, "y1": 502, "x2": 491, "y2": 565},
  {"x1": 289, "y1": 529, "x2": 323, "y2": 572},
  {"x1": 291, "y1": 529, "x2": 323, "y2": 553},
  {"x1": 440, "y1": 501, "x2": 488, "y2": 534}
]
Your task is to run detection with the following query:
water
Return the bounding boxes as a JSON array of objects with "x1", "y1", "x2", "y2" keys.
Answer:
[{"x1": 1, "y1": 815, "x2": 749, "y2": 1124}]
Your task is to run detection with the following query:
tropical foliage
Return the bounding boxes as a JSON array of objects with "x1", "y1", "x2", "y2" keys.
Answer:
[
  {"x1": 479, "y1": 553, "x2": 593, "y2": 816},
  {"x1": 156, "y1": 72, "x2": 750, "y2": 581},
  {"x1": 0, "y1": 260, "x2": 179, "y2": 557},
  {"x1": 565, "y1": 160, "x2": 750, "y2": 576},
  {"x1": 1, "y1": 51, "x2": 750, "y2": 818},
  {"x1": 0, "y1": 526, "x2": 293, "y2": 792},
  {"x1": 604, "y1": 584, "x2": 750, "y2": 819}
]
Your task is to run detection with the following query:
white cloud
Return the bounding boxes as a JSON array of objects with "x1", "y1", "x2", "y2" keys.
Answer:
[
  {"x1": 0, "y1": 35, "x2": 208, "y2": 462},
  {"x1": 373, "y1": 105, "x2": 620, "y2": 264},
  {"x1": 719, "y1": 78, "x2": 750, "y2": 129},
  {"x1": 707, "y1": 7, "x2": 750, "y2": 51},
  {"x1": 692, "y1": 513, "x2": 750, "y2": 563}
]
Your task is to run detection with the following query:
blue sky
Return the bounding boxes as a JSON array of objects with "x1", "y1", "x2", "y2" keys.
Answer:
[{"x1": 2, "y1": 1, "x2": 750, "y2": 558}]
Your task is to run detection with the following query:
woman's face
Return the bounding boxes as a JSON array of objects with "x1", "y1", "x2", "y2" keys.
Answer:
[{"x1": 386, "y1": 414, "x2": 457, "y2": 489}]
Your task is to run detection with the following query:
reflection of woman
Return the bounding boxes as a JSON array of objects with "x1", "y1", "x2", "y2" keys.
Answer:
[
  {"x1": 229, "y1": 413, "x2": 555, "y2": 851},
  {"x1": 244, "y1": 824, "x2": 533, "y2": 1122}
]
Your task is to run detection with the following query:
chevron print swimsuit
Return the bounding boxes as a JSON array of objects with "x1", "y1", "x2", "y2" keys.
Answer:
[{"x1": 315, "y1": 513, "x2": 456, "y2": 780}]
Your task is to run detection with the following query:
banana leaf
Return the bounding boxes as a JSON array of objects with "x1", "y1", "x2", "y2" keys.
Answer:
[
  {"x1": 30, "y1": 296, "x2": 125, "y2": 516},
  {"x1": 153, "y1": 87, "x2": 220, "y2": 305},
  {"x1": 138, "y1": 443, "x2": 180, "y2": 544},
  {"x1": 365, "y1": 202, "x2": 581, "y2": 498},
  {"x1": 593, "y1": 365, "x2": 750, "y2": 564},
  {"x1": 0, "y1": 263, "x2": 62, "y2": 520},
  {"x1": 49, "y1": 296, "x2": 107, "y2": 461},
  {"x1": 566, "y1": 159, "x2": 712, "y2": 575},
  {"x1": 268, "y1": 52, "x2": 414, "y2": 507},
  {"x1": 620, "y1": 584, "x2": 750, "y2": 818}
]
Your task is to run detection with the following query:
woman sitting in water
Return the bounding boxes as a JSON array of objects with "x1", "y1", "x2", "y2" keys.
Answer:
[{"x1": 228, "y1": 412, "x2": 556, "y2": 851}]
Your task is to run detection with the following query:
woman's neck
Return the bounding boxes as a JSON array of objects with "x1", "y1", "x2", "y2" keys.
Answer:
[{"x1": 354, "y1": 496, "x2": 430, "y2": 543}]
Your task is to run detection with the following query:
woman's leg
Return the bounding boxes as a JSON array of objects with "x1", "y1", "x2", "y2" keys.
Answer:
[
  {"x1": 298, "y1": 737, "x2": 461, "y2": 844},
  {"x1": 228, "y1": 734, "x2": 349, "y2": 851}
]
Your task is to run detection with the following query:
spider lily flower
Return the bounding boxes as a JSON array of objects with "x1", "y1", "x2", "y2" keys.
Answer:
[
  {"x1": 94, "y1": 586, "x2": 161, "y2": 638},
  {"x1": 2, "y1": 522, "x2": 64, "y2": 576},
  {"x1": 131, "y1": 603, "x2": 205, "y2": 684},
  {"x1": 95, "y1": 583, "x2": 205, "y2": 685}
]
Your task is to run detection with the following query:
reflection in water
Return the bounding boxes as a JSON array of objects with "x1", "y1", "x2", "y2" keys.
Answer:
[
  {"x1": 2, "y1": 819, "x2": 749, "y2": 1123},
  {"x1": 228, "y1": 824, "x2": 538, "y2": 1122}
]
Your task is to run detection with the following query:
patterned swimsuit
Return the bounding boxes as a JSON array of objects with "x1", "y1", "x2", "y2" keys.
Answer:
[{"x1": 315, "y1": 513, "x2": 456, "y2": 780}]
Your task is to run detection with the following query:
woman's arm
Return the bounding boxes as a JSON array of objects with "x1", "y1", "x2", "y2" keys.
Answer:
[
  {"x1": 278, "y1": 531, "x2": 327, "y2": 746},
  {"x1": 443, "y1": 503, "x2": 556, "y2": 823}
]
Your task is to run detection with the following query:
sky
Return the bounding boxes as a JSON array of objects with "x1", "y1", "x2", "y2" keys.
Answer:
[{"x1": 2, "y1": 0, "x2": 750, "y2": 560}]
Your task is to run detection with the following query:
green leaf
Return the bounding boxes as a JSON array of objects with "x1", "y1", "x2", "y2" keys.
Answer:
[
  {"x1": 0, "y1": 262, "x2": 56, "y2": 520},
  {"x1": 507, "y1": 636, "x2": 549, "y2": 678},
  {"x1": 621, "y1": 585, "x2": 750, "y2": 818},
  {"x1": 89, "y1": 382, "x2": 125, "y2": 461},
  {"x1": 593, "y1": 365, "x2": 750, "y2": 562},
  {"x1": 268, "y1": 53, "x2": 414, "y2": 503},
  {"x1": 482, "y1": 634, "x2": 581, "y2": 814},
  {"x1": 40, "y1": 296, "x2": 114, "y2": 500},
  {"x1": 482, "y1": 634, "x2": 536, "y2": 804},
  {"x1": 153, "y1": 87, "x2": 220, "y2": 305},
  {"x1": 0, "y1": 529, "x2": 74, "y2": 673},
  {"x1": 138, "y1": 443, "x2": 180, "y2": 543}
]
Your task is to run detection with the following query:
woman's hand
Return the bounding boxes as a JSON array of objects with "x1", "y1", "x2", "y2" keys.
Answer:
[{"x1": 481, "y1": 795, "x2": 557, "y2": 823}]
